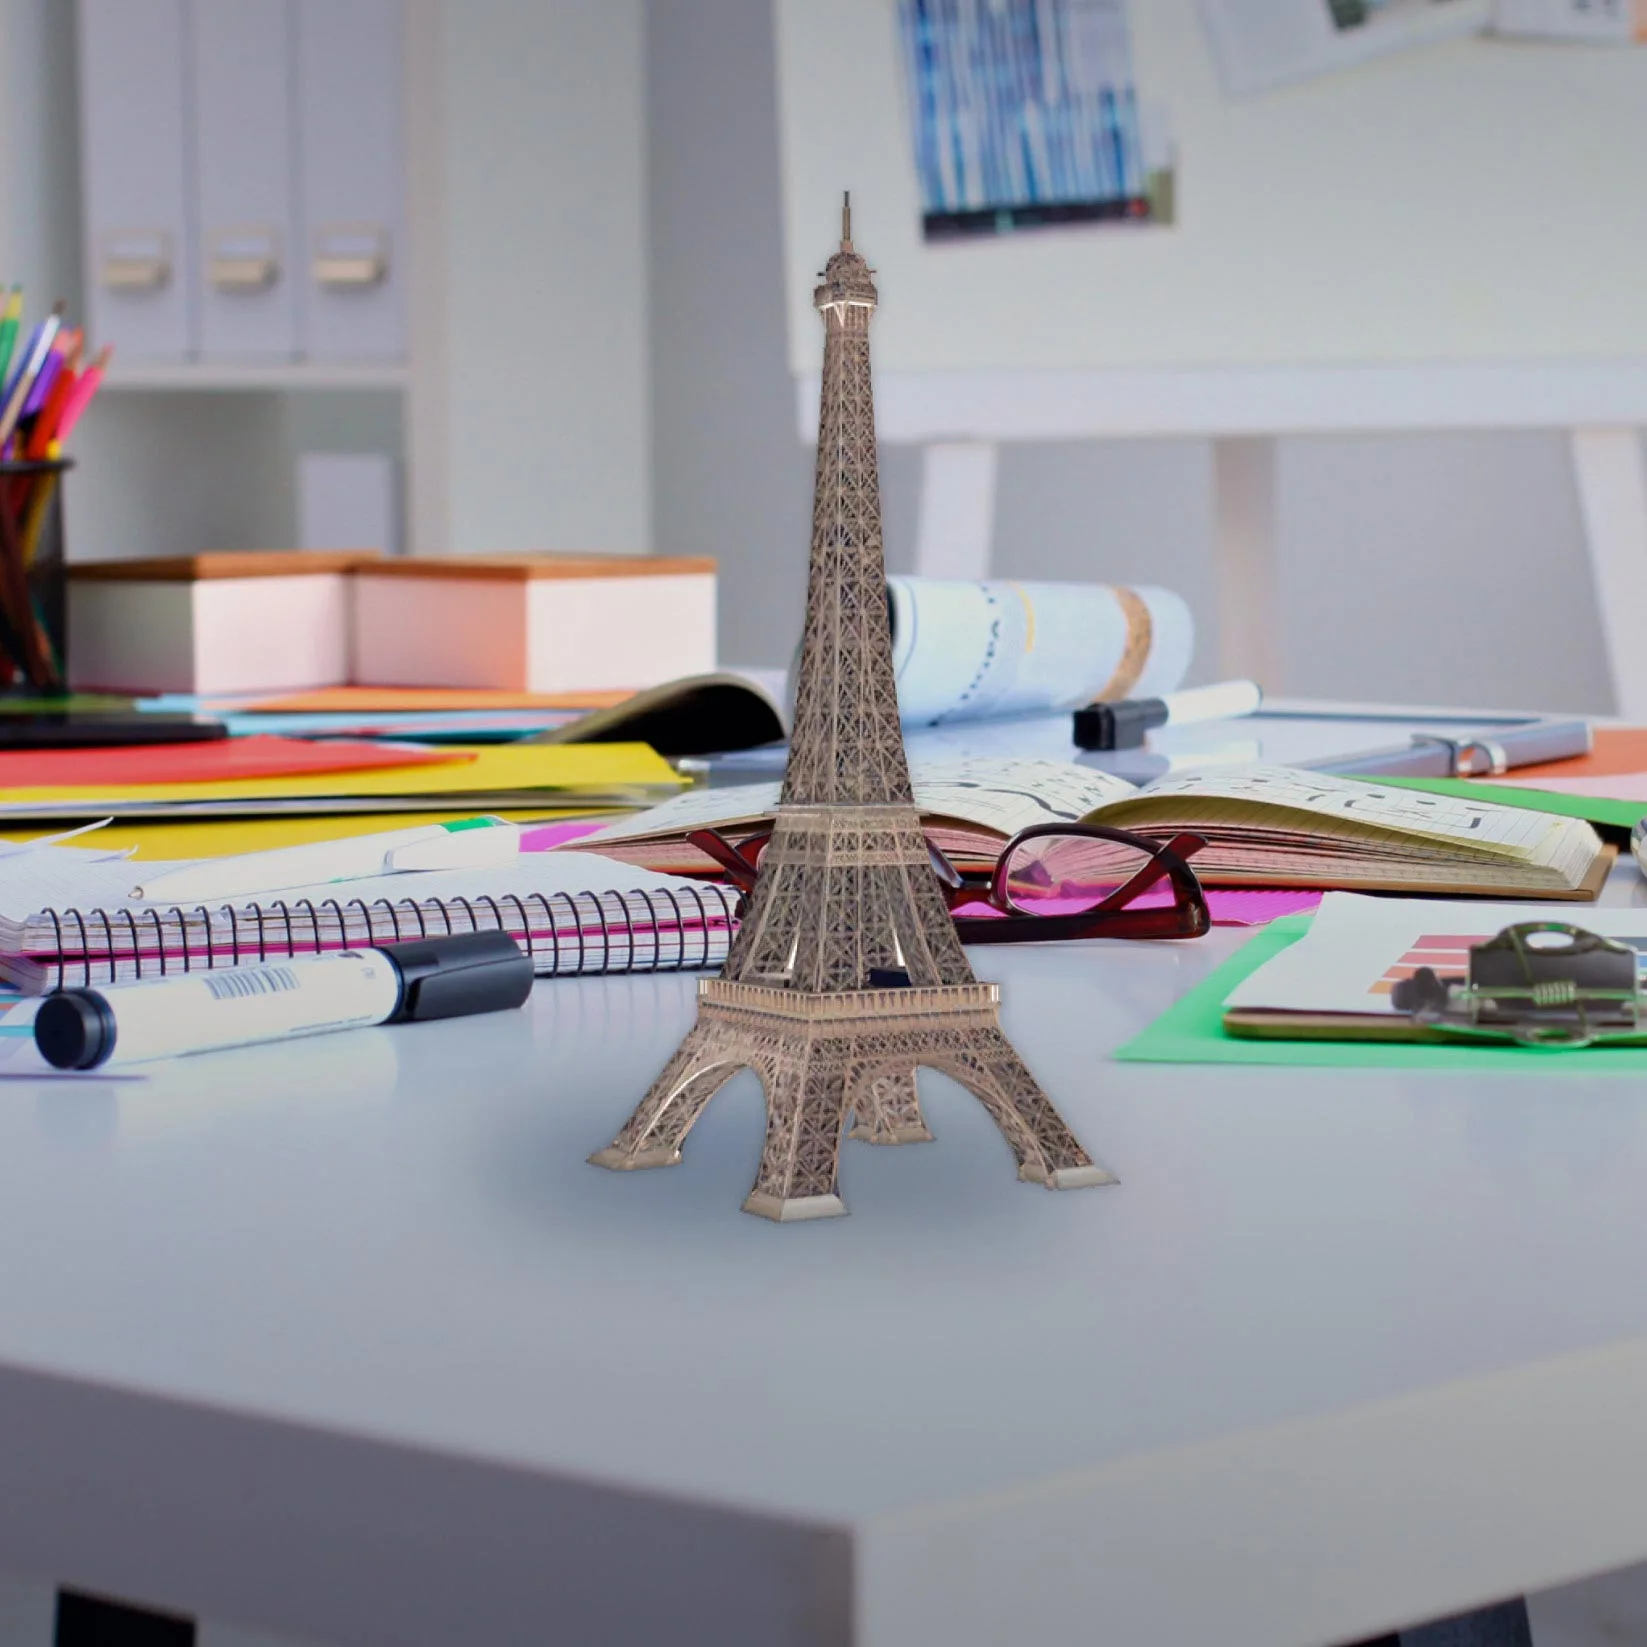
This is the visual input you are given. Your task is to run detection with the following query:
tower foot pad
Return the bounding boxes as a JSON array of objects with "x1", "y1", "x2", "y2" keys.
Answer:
[
  {"x1": 741, "y1": 1192, "x2": 848, "y2": 1223},
  {"x1": 848, "y1": 1122, "x2": 935, "y2": 1145},
  {"x1": 589, "y1": 1145, "x2": 681, "y2": 1172},
  {"x1": 1019, "y1": 1161, "x2": 1119, "y2": 1189}
]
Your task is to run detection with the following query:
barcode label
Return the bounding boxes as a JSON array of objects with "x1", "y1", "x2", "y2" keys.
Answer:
[{"x1": 204, "y1": 966, "x2": 300, "y2": 1001}]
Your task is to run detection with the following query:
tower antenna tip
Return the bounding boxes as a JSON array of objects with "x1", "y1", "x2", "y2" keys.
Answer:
[{"x1": 841, "y1": 191, "x2": 852, "y2": 248}]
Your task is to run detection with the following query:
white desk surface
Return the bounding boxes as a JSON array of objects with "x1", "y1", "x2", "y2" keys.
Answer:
[{"x1": 3, "y1": 865, "x2": 1647, "y2": 1647}]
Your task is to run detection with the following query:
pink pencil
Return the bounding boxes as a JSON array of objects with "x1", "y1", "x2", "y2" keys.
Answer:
[{"x1": 52, "y1": 344, "x2": 111, "y2": 445}]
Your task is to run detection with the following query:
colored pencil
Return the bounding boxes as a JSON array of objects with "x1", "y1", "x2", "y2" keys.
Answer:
[
  {"x1": 21, "y1": 331, "x2": 69, "y2": 422},
  {"x1": 0, "y1": 288, "x2": 22, "y2": 392},
  {"x1": 23, "y1": 339, "x2": 80, "y2": 462},
  {"x1": 0, "y1": 475, "x2": 53, "y2": 686},
  {"x1": 0, "y1": 302, "x2": 64, "y2": 452},
  {"x1": 0, "y1": 294, "x2": 94, "y2": 692}
]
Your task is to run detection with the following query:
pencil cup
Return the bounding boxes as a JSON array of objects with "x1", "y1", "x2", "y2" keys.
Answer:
[{"x1": 0, "y1": 456, "x2": 72, "y2": 695}]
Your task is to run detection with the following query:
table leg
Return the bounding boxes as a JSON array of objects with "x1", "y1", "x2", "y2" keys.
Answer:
[
  {"x1": 912, "y1": 440, "x2": 998, "y2": 579},
  {"x1": 55, "y1": 1589, "x2": 195, "y2": 1646},
  {"x1": 1570, "y1": 427, "x2": 1647, "y2": 718},
  {"x1": 1212, "y1": 434, "x2": 1281, "y2": 691},
  {"x1": 1400, "y1": 1597, "x2": 1533, "y2": 1646},
  {"x1": 1340, "y1": 1596, "x2": 1533, "y2": 1647}
]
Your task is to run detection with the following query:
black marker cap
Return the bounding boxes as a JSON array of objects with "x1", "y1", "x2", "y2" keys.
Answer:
[
  {"x1": 1072, "y1": 697, "x2": 1171, "y2": 752},
  {"x1": 380, "y1": 929, "x2": 534, "y2": 1022},
  {"x1": 35, "y1": 989, "x2": 118, "y2": 1070}
]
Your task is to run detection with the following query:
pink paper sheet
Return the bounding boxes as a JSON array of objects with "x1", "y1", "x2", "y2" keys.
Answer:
[
  {"x1": 521, "y1": 819, "x2": 609, "y2": 851},
  {"x1": 952, "y1": 888, "x2": 1323, "y2": 927},
  {"x1": 1203, "y1": 888, "x2": 1324, "y2": 926}
]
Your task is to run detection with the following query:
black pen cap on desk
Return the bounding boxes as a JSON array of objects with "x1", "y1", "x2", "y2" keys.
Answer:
[
  {"x1": 1072, "y1": 698, "x2": 1171, "y2": 752},
  {"x1": 381, "y1": 930, "x2": 534, "y2": 1022},
  {"x1": 35, "y1": 989, "x2": 117, "y2": 1070}
]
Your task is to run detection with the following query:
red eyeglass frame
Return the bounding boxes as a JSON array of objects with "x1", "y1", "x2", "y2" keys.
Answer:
[{"x1": 684, "y1": 821, "x2": 1212, "y2": 944}]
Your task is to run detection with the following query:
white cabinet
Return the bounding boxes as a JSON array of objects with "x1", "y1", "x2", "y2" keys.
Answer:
[{"x1": 77, "y1": 0, "x2": 406, "y2": 364}]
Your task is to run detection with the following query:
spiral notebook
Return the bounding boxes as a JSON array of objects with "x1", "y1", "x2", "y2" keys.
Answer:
[{"x1": 0, "y1": 850, "x2": 739, "y2": 993}]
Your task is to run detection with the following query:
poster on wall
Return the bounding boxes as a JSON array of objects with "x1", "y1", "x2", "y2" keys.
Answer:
[
  {"x1": 896, "y1": 0, "x2": 1176, "y2": 241},
  {"x1": 1196, "y1": 0, "x2": 1491, "y2": 96}
]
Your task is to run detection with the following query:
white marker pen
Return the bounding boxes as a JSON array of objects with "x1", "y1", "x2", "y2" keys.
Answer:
[
  {"x1": 1073, "y1": 678, "x2": 1264, "y2": 752},
  {"x1": 33, "y1": 931, "x2": 532, "y2": 1070}
]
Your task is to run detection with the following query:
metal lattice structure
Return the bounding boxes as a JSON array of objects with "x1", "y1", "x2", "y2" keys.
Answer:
[{"x1": 590, "y1": 198, "x2": 1113, "y2": 1219}]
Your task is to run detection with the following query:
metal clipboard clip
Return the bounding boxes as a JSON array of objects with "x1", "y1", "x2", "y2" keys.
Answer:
[
  {"x1": 1391, "y1": 922, "x2": 1645, "y2": 1048},
  {"x1": 1408, "y1": 734, "x2": 1510, "y2": 777}
]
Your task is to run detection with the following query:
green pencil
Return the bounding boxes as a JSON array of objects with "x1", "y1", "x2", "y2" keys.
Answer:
[{"x1": 0, "y1": 287, "x2": 22, "y2": 391}]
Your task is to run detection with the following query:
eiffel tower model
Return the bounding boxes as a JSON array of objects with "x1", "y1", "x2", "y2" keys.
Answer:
[{"x1": 591, "y1": 197, "x2": 1113, "y2": 1220}]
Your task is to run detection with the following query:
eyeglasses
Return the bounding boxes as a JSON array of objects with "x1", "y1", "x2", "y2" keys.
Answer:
[{"x1": 685, "y1": 821, "x2": 1211, "y2": 944}]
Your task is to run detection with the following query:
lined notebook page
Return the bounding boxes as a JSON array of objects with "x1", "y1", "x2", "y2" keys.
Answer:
[
  {"x1": 587, "y1": 757, "x2": 1137, "y2": 844},
  {"x1": 0, "y1": 851, "x2": 160, "y2": 939},
  {"x1": 1094, "y1": 766, "x2": 1564, "y2": 862}
]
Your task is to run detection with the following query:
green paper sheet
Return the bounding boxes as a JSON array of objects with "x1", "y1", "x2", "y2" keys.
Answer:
[
  {"x1": 1113, "y1": 916, "x2": 1647, "y2": 1073},
  {"x1": 1378, "y1": 774, "x2": 1647, "y2": 834}
]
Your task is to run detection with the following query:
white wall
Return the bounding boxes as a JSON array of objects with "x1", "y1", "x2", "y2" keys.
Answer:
[
  {"x1": 775, "y1": 0, "x2": 1647, "y2": 376},
  {"x1": 439, "y1": 0, "x2": 649, "y2": 554},
  {"x1": 646, "y1": 0, "x2": 1616, "y2": 713},
  {"x1": 646, "y1": 0, "x2": 813, "y2": 662},
  {"x1": 0, "y1": 0, "x2": 78, "y2": 304}
]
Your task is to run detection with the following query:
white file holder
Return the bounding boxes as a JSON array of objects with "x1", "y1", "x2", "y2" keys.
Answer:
[
  {"x1": 77, "y1": 0, "x2": 197, "y2": 360},
  {"x1": 191, "y1": 0, "x2": 301, "y2": 361},
  {"x1": 295, "y1": 0, "x2": 407, "y2": 361}
]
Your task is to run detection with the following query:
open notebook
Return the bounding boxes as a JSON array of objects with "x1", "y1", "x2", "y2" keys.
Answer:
[
  {"x1": 0, "y1": 849, "x2": 738, "y2": 993},
  {"x1": 579, "y1": 758, "x2": 1611, "y2": 898}
]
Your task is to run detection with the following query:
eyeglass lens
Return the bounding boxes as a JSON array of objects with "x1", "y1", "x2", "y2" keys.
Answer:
[{"x1": 998, "y1": 833, "x2": 1175, "y2": 916}]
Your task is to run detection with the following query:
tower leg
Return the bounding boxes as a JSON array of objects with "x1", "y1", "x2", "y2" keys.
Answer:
[
  {"x1": 589, "y1": 1021, "x2": 746, "y2": 1171},
  {"x1": 742, "y1": 1047, "x2": 852, "y2": 1222},
  {"x1": 940, "y1": 1028, "x2": 1117, "y2": 1189},
  {"x1": 848, "y1": 1066, "x2": 933, "y2": 1145}
]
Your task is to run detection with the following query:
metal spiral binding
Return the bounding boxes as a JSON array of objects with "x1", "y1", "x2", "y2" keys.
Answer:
[{"x1": 24, "y1": 883, "x2": 741, "y2": 990}]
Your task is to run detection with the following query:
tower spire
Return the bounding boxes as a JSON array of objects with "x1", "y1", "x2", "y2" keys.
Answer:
[{"x1": 589, "y1": 202, "x2": 1110, "y2": 1220}]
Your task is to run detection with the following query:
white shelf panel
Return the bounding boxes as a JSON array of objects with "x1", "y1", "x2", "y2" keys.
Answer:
[
  {"x1": 103, "y1": 361, "x2": 409, "y2": 391},
  {"x1": 798, "y1": 360, "x2": 1647, "y2": 443}
]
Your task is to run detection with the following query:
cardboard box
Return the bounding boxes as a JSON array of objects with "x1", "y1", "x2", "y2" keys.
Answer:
[
  {"x1": 68, "y1": 551, "x2": 376, "y2": 694},
  {"x1": 351, "y1": 554, "x2": 718, "y2": 692}
]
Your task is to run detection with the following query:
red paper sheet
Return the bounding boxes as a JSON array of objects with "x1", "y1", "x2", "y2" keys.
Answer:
[{"x1": 0, "y1": 735, "x2": 470, "y2": 790}]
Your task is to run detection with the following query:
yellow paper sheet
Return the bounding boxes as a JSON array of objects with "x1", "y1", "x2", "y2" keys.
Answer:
[
  {"x1": 8, "y1": 809, "x2": 623, "y2": 859},
  {"x1": 0, "y1": 742, "x2": 680, "y2": 809}
]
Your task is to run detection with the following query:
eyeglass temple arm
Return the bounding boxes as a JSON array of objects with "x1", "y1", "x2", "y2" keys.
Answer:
[
  {"x1": 927, "y1": 840, "x2": 964, "y2": 890},
  {"x1": 685, "y1": 829, "x2": 761, "y2": 890},
  {"x1": 1098, "y1": 830, "x2": 1206, "y2": 905}
]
